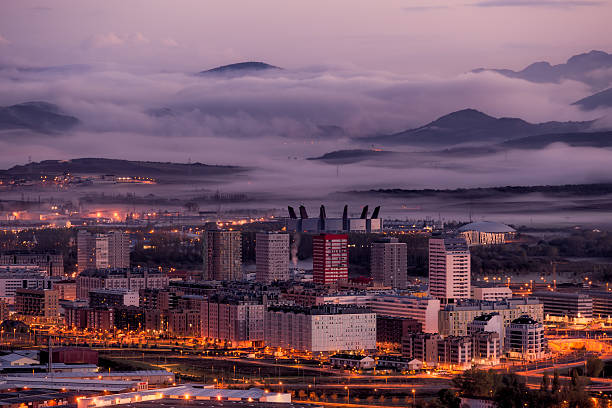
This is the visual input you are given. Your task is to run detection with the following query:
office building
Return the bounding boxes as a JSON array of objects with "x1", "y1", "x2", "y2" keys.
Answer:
[
  {"x1": 321, "y1": 293, "x2": 440, "y2": 333},
  {"x1": 376, "y1": 316, "x2": 422, "y2": 345},
  {"x1": 265, "y1": 305, "x2": 376, "y2": 353},
  {"x1": 439, "y1": 298, "x2": 544, "y2": 337},
  {"x1": 77, "y1": 230, "x2": 130, "y2": 273},
  {"x1": 203, "y1": 230, "x2": 242, "y2": 281},
  {"x1": 15, "y1": 288, "x2": 59, "y2": 319},
  {"x1": 467, "y1": 313, "x2": 504, "y2": 347},
  {"x1": 256, "y1": 232, "x2": 289, "y2": 283},
  {"x1": 89, "y1": 289, "x2": 139, "y2": 308},
  {"x1": 313, "y1": 233, "x2": 348, "y2": 285},
  {"x1": 589, "y1": 290, "x2": 612, "y2": 318},
  {"x1": 437, "y1": 336, "x2": 473, "y2": 369},
  {"x1": 201, "y1": 297, "x2": 265, "y2": 346},
  {"x1": 532, "y1": 291, "x2": 593, "y2": 319},
  {"x1": 0, "y1": 252, "x2": 64, "y2": 276},
  {"x1": 76, "y1": 268, "x2": 169, "y2": 299},
  {"x1": 472, "y1": 285, "x2": 513, "y2": 301},
  {"x1": 0, "y1": 272, "x2": 51, "y2": 304},
  {"x1": 401, "y1": 332, "x2": 441, "y2": 366},
  {"x1": 428, "y1": 237, "x2": 470, "y2": 302},
  {"x1": 371, "y1": 238, "x2": 407, "y2": 289},
  {"x1": 471, "y1": 331, "x2": 501, "y2": 365},
  {"x1": 505, "y1": 315, "x2": 547, "y2": 361}
]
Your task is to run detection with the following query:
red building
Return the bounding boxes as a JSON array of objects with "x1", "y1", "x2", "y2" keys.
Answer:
[
  {"x1": 313, "y1": 233, "x2": 348, "y2": 285},
  {"x1": 52, "y1": 347, "x2": 98, "y2": 365}
]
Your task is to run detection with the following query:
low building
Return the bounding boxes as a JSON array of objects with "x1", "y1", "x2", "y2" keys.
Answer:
[
  {"x1": 376, "y1": 316, "x2": 422, "y2": 346},
  {"x1": 376, "y1": 355, "x2": 423, "y2": 371},
  {"x1": 329, "y1": 354, "x2": 376, "y2": 370},
  {"x1": 472, "y1": 331, "x2": 501, "y2": 366},
  {"x1": 89, "y1": 289, "x2": 139, "y2": 308},
  {"x1": 438, "y1": 298, "x2": 543, "y2": 337},
  {"x1": 401, "y1": 332, "x2": 441, "y2": 366},
  {"x1": 590, "y1": 290, "x2": 612, "y2": 318},
  {"x1": 467, "y1": 313, "x2": 504, "y2": 347},
  {"x1": 265, "y1": 304, "x2": 376, "y2": 353},
  {"x1": 505, "y1": 315, "x2": 547, "y2": 361},
  {"x1": 15, "y1": 288, "x2": 59, "y2": 319},
  {"x1": 532, "y1": 291, "x2": 593, "y2": 319},
  {"x1": 437, "y1": 336, "x2": 472, "y2": 369},
  {"x1": 472, "y1": 285, "x2": 513, "y2": 301}
]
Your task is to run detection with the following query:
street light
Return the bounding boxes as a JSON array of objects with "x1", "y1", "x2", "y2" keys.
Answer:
[
  {"x1": 344, "y1": 386, "x2": 349, "y2": 403},
  {"x1": 412, "y1": 389, "x2": 416, "y2": 406}
]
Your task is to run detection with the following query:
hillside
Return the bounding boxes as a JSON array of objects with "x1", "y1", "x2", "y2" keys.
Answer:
[
  {"x1": 573, "y1": 88, "x2": 612, "y2": 111},
  {"x1": 501, "y1": 131, "x2": 612, "y2": 149},
  {"x1": 0, "y1": 101, "x2": 79, "y2": 133},
  {"x1": 198, "y1": 61, "x2": 281, "y2": 76},
  {"x1": 362, "y1": 108, "x2": 592, "y2": 147}
]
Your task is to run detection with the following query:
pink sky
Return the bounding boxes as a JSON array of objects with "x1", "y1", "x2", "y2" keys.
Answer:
[{"x1": 0, "y1": 0, "x2": 611, "y2": 74}]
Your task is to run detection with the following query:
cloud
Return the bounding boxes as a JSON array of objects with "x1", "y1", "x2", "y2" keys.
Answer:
[
  {"x1": 475, "y1": 0, "x2": 602, "y2": 8},
  {"x1": 161, "y1": 38, "x2": 179, "y2": 47},
  {"x1": 84, "y1": 32, "x2": 149, "y2": 48},
  {"x1": 403, "y1": 5, "x2": 449, "y2": 11},
  {"x1": 0, "y1": 34, "x2": 10, "y2": 45}
]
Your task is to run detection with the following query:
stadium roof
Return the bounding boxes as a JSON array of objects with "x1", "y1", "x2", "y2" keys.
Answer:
[{"x1": 458, "y1": 221, "x2": 515, "y2": 233}]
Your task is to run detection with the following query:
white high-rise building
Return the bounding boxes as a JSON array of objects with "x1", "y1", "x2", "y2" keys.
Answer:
[
  {"x1": 428, "y1": 237, "x2": 470, "y2": 302},
  {"x1": 256, "y1": 232, "x2": 289, "y2": 283}
]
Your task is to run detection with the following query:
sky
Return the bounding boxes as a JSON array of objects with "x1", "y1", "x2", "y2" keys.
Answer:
[
  {"x1": 1, "y1": 0, "x2": 612, "y2": 195},
  {"x1": 1, "y1": 0, "x2": 611, "y2": 74}
]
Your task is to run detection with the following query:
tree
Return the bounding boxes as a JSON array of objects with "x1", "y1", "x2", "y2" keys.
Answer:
[
  {"x1": 436, "y1": 389, "x2": 461, "y2": 408},
  {"x1": 551, "y1": 370, "x2": 561, "y2": 394},
  {"x1": 453, "y1": 368, "x2": 499, "y2": 397},
  {"x1": 540, "y1": 371, "x2": 550, "y2": 392},
  {"x1": 586, "y1": 357, "x2": 604, "y2": 378}
]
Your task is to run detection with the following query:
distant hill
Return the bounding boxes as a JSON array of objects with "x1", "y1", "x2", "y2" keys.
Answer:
[
  {"x1": 362, "y1": 108, "x2": 592, "y2": 147},
  {"x1": 473, "y1": 50, "x2": 612, "y2": 90},
  {"x1": 1, "y1": 158, "x2": 246, "y2": 179},
  {"x1": 0, "y1": 101, "x2": 79, "y2": 133},
  {"x1": 198, "y1": 62, "x2": 281, "y2": 76},
  {"x1": 573, "y1": 88, "x2": 612, "y2": 111},
  {"x1": 500, "y1": 131, "x2": 612, "y2": 149},
  {"x1": 308, "y1": 149, "x2": 395, "y2": 164}
]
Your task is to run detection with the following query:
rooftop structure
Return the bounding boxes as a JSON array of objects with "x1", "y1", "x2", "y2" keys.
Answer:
[{"x1": 285, "y1": 204, "x2": 382, "y2": 233}]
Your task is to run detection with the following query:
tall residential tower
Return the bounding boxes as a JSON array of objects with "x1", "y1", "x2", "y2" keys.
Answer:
[
  {"x1": 256, "y1": 232, "x2": 289, "y2": 283},
  {"x1": 428, "y1": 237, "x2": 470, "y2": 303}
]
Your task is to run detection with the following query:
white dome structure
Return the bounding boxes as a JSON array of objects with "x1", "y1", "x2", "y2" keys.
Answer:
[{"x1": 458, "y1": 221, "x2": 515, "y2": 233}]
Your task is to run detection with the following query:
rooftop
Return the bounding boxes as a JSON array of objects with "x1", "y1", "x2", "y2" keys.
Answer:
[{"x1": 458, "y1": 221, "x2": 515, "y2": 233}]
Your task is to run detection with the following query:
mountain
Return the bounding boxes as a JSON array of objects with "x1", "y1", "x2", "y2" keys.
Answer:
[
  {"x1": 198, "y1": 62, "x2": 281, "y2": 76},
  {"x1": 473, "y1": 50, "x2": 612, "y2": 90},
  {"x1": 573, "y1": 88, "x2": 612, "y2": 111},
  {"x1": 0, "y1": 101, "x2": 79, "y2": 133},
  {"x1": 364, "y1": 108, "x2": 593, "y2": 147},
  {"x1": 308, "y1": 149, "x2": 395, "y2": 164},
  {"x1": 0, "y1": 158, "x2": 245, "y2": 179},
  {"x1": 501, "y1": 131, "x2": 612, "y2": 149}
]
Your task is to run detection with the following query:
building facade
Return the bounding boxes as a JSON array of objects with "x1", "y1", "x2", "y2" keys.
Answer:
[
  {"x1": 0, "y1": 253, "x2": 64, "y2": 276},
  {"x1": 203, "y1": 230, "x2": 242, "y2": 281},
  {"x1": 370, "y1": 238, "x2": 408, "y2": 289},
  {"x1": 255, "y1": 232, "x2": 289, "y2": 283},
  {"x1": 313, "y1": 234, "x2": 348, "y2": 285},
  {"x1": 532, "y1": 291, "x2": 593, "y2": 319},
  {"x1": 428, "y1": 237, "x2": 470, "y2": 302},
  {"x1": 265, "y1": 305, "x2": 376, "y2": 353},
  {"x1": 505, "y1": 315, "x2": 547, "y2": 361},
  {"x1": 77, "y1": 230, "x2": 130, "y2": 274}
]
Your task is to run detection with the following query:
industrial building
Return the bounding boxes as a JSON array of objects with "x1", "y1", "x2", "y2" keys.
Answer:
[{"x1": 285, "y1": 204, "x2": 382, "y2": 233}]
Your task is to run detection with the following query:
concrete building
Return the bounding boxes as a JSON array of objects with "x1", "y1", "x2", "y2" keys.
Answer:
[
  {"x1": 439, "y1": 298, "x2": 544, "y2": 337},
  {"x1": 532, "y1": 291, "x2": 593, "y2": 319},
  {"x1": 0, "y1": 252, "x2": 64, "y2": 276},
  {"x1": 15, "y1": 288, "x2": 59, "y2": 319},
  {"x1": 330, "y1": 354, "x2": 376, "y2": 370},
  {"x1": 376, "y1": 316, "x2": 422, "y2": 346},
  {"x1": 401, "y1": 332, "x2": 441, "y2": 366},
  {"x1": 255, "y1": 232, "x2": 289, "y2": 283},
  {"x1": 313, "y1": 233, "x2": 348, "y2": 285},
  {"x1": 458, "y1": 221, "x2": 516, "y2": 246},
  {"x1": 203, "y1": 230, "x2": 242, "y2": 281},
  {"x1": 428, "y1": 237, "x2": 470, "y2": 302},
  {"x1": 76, "y1": 268, "x2": 169, "y2": 299},
  {"x1": 322, "y1": 293, "x2": 440, "y2": 333},
  {"x1": 0, "y1": 272, "x2": 51, "y2": 304},
  {"x1": 467, "y1": 313, "x2": 504, "y2": 347},
  {"x1": 472, "y1": 285, "x2": 513, "y2": 301},
  {"x1": 370, "y1": 238, "x2": 407, "y2": 289},
  {"x1": 505, "y1": 315, "x2": 547, "y2": 361},
  {"x1": 265, "y1": 305, "x2": 376, "y2": 353},
  {"x1": 437, "y1": 336, "x2": 472, "y2": 369},
  {"x1": 471, "y1": 331, "x2": 501, "y2": 366},
  {"x1": 201, "y1": 298, "x2": 265, "y2": 346},
  {"x1": 77, "y1": 230, "x2": 130, "y2": 273},
  {"x1": 89, "y1": 289, "x2": 139, "y2": 308},
  {"x1": 53, "y1": 280, "x2": 77, "y2": 300},
  {"x1": 589, "y1": 290, "x2": 612, "y2": 318}
]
